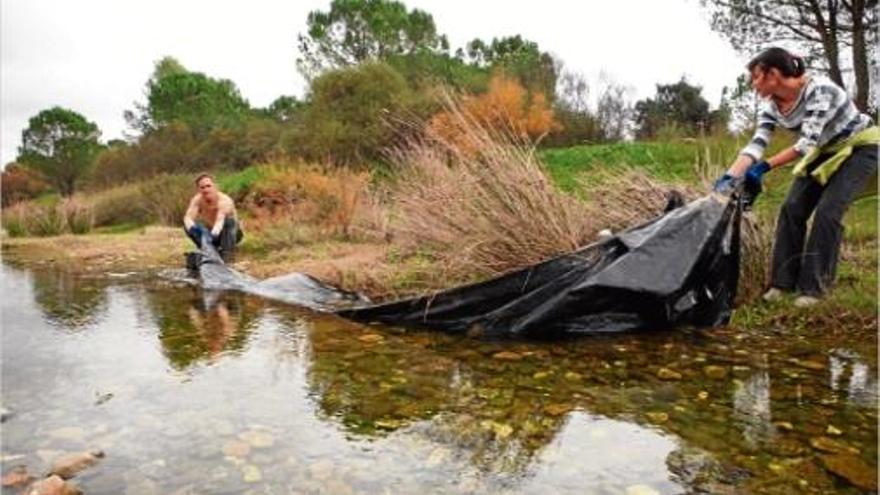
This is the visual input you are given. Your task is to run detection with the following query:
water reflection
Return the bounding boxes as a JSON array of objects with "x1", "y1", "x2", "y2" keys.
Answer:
[
  {"x1": 830, "y1": 349, "x2": 878, "y2": 407},
  {"x1": 2, "y1": 263, "x2": 877, "y2": 494},
  {"x1": 148, "y1": 288, "x2": 261, "y2": 370},
  {"x1": 30, "y1": 268, "x2": 109, "y2": 329},
  {"x1": 732, "y1": 364, "x2": 776, "y2": 447}
]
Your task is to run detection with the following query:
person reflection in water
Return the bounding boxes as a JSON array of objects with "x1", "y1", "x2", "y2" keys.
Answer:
[
  {"x1": 186, "y1": 298, "x2": 239, "y2": 360},
  {"x1": 183, "y1": 173, "x2": 243, "y2": 263}
]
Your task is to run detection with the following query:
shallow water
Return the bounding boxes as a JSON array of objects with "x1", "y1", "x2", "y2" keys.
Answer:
[{"x1": 1, "y1": 262, "x2": 876, "y2": 494}]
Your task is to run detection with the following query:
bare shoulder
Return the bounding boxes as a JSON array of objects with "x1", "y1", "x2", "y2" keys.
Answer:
[
  {"x1": 218, "y1": 192, "x2": 236, "y2": 212},
  {"x1": 189, "y1": 194, "x2": 202, "y2": 206}
]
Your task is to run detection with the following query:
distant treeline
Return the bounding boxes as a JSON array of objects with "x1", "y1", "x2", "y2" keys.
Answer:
[{"x1": 15, "y1": 0, "x2": 874, "y2": 203}]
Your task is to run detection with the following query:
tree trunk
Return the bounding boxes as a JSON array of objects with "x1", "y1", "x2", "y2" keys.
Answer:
[
  {"x1": 850, "y1": 0, "x2": 870, "y2": 110},
  {"x1": 813, "y1": 0, "x2": 846, "y2": 87}
]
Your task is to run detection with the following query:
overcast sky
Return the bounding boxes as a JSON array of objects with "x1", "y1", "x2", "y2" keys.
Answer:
[{"x1": 0, "y1": 0, "x2": 747, "y2": 166}]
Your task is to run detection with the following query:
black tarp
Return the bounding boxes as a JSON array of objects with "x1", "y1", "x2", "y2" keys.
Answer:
[{"x1": 188, "y1": 192, "x2": 742, "y2": 338}]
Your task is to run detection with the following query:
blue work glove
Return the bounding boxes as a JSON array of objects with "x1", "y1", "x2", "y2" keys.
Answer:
[
  {"x1": 742, "y1": 161, "x2": 771, "y2": 210},
  {"x1": 713, "y1": 174, "x2": 736, "y2": 195},
  {"x1": 744, "y1": 161, "x2": 771, "y2": 188}
]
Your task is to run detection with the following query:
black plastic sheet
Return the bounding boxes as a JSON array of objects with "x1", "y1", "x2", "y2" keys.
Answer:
[{"x1": 189, "y1": 193, "x2": 742, "y2": 338}]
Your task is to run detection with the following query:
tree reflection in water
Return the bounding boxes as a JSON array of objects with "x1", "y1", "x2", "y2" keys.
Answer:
[
  {"x1": 298, "y1": 317, "x2": 877, "y2": 493},
  {"x1": 31, "y1": 269, "x2": 109, "y2": 329}
]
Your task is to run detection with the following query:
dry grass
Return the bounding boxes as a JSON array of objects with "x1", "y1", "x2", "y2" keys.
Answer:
[
  {"x1": 577, "y1": 167, "x2": 703, "y2": 232},
  {"x1": 386, "y1": 96, "x2": 594, "y2": 284},
  {"x1": 1, "y1": 197, "x2": 95, "y2": 237}
]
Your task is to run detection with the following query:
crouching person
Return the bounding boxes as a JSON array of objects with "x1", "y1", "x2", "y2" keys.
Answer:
[{"x1": 183, "y1": 173, "x2": 243, "y2": 263}]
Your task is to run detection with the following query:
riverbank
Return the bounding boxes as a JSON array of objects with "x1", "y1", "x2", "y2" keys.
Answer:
[
  {"x1": 1, "y1": 227, "x2": 392, "y2": 296},
  {"x1": 3, "y1": 209, "x2": 877, "y2": 339}
]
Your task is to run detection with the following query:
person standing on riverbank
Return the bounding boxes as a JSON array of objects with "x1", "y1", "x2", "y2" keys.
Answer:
[
  {"x1": 183, "y1": 173, "x2": 242, "y2": 262},
  {"x1": 714, "y1": 47, "x2": 879, "y2": 308}
]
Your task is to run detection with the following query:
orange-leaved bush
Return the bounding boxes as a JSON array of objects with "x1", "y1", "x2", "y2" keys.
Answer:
[{"x1": 428, "y1": 74, "x2": 559, "y2": 154}]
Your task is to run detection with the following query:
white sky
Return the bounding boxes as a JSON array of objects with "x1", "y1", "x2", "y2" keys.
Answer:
[{"x1": 0, "y1": 0, "x2": 747, "y2": 166}]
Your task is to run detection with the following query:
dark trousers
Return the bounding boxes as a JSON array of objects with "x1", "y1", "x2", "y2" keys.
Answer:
[
  {"x1": 770, "y1": 145, "x2": 878, "y2": 295},
  {"x1": 184, "y1": 217, "x2": 243, "y2": 261}
]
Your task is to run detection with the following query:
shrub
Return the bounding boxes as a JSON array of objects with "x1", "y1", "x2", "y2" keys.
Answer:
[
  {"x1": 138, "y1": 174, "x2": 194, "y2": 226},
  {"x1": 246, "y1": 163, "x2": 371, "y2": 244},
  {"x1": 1, "y1": 163, "x2": 50, "y2": 206},
  {"x1": 428, "y1": 75, "x2": 560, "y2": 155},
  {"x1": 89, "y1": 183, "x2": 152, "y2": 227},
  {"x1": 60, "y1": 197, "x2": 94, "y2": 234},
  {"x1": 1, "y1": 203, "x2": 29, "y2": 237}
]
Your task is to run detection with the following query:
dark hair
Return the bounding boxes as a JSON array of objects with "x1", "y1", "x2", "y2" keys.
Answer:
[
  {"x1": 194, "y1": 173, "x2": 214, "y2": 186},
  {"x1": 747, "y1": 47, "x2": 806, "y2": 77}
]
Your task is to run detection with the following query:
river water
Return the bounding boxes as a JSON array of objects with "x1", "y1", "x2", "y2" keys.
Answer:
[{"x1": 1, "y1": 262, "x2": 876, "y2": 494}]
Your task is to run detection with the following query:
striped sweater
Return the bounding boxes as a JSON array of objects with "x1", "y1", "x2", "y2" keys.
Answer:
[{"x1": 741, "y1": 75, "x2": 873, "y2": 161}]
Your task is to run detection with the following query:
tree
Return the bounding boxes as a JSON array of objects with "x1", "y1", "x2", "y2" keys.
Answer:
[
  {"x1": 721, "y1": 73, "x2": 761, "y2": 131},
  {"x1": 17, "y1": 107, "x2": 102, "y2": 197},
  {"x1": 543, "y1": 68, "x2": 604, "y2": 147},
  {"x1": 296, "y1": 0, "x2": 449, "y2": 77},
  {"x1": 258, "y1": 95, "x2": 306, "y2": 123},
  {"x1": 460, "y1": 35, "x2": 558, "y2": 100},
  {"x1": 596, "y1": 75, "x2": 635, "y2": 141},
  {"x1": 700, "y1": 0, "x2": 879, "y2": 111},
  {"x1": 385, "y1": 51, "x2": 490, "y2": 93},
  {"x1": 297, "y1": 62, "x2": 412, "y2": 163},
  {"x1": 634, "y1": 79, "x2": 712, "y2": 139},
  {"x1": 126, "y1": 57, "x2": 251, "y2": 138}
]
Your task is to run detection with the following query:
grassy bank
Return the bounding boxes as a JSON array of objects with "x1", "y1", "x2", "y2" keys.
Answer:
[{"x1": 3, "y1": 135, "x2": 877, "y2": 330}]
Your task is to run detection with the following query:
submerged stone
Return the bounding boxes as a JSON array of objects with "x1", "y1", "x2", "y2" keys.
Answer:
[
  {"x1": 645, "y1": 412, "x2": 669, "y2": 424},
  {"x1": 703, "y1": 365, "x2": 728, "y2": 380},
  {"x1": 657, "y1": 368, "x2": 682, "y2": 380},
  {"x1": 222, "y1": 440, "x2": 250, "y2": 458},
  {"x1": 50, "y1": 450, "x2": 104, "y2": 479},
  {"x1": 809, "y1": 437, "x2": 859, "y2": 455},
  {"x1": 491, "y1": 351, "x2": 522, "y2": 361},
  {"x1": 543, "y1": 404, "x2": 572, "y2": 417},
  {"x1": 238, "y1": 430, "x2": 274, "y2": 449},
  {"x1": 788, "y1": 358, "x2": 826, "y2": 371},
  {"x1": 25, "y1": 475, "x2": 81, "y2": 495},
  {"x1": 241, "y1": 464, "x2": 262, "y2": 483},
  {"x1": 357, "y1": 334, "x2": 384, "y2": 344},
  {"x1": 1, "y1": 466, "x2": 34, "y2": 488},
  {"x1": 820, "y1": 454, "x2": 878, "y2": 491}
]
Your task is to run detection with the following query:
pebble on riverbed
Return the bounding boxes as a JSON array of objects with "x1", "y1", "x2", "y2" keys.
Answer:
[
  {"x1": 49, "y1": 450, "x2": 104, "y2": 479},
  {"x1": 24, "y1": 475, "x2": 81, "y2": 495},
  {"x1": 2, "y1": 466, "x2": 34, "y2": 488},
  {"x1": 820, "y1": 454, "x2": 878, "y2": 491},
  {"x1": 656, "y1": 368, "x2": 682, "y2": 380}
]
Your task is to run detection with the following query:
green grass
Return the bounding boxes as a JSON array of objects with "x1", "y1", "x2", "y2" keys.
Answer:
[
  {"x1": 217, "y1": 166, "x2": 265, "y2": 200},
  {"x1": 33, "y1": 192, "x2": 61, "y2": 207},
  {"x1": 539, "y1": 134, "x2": 877, "y2": 328}
]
